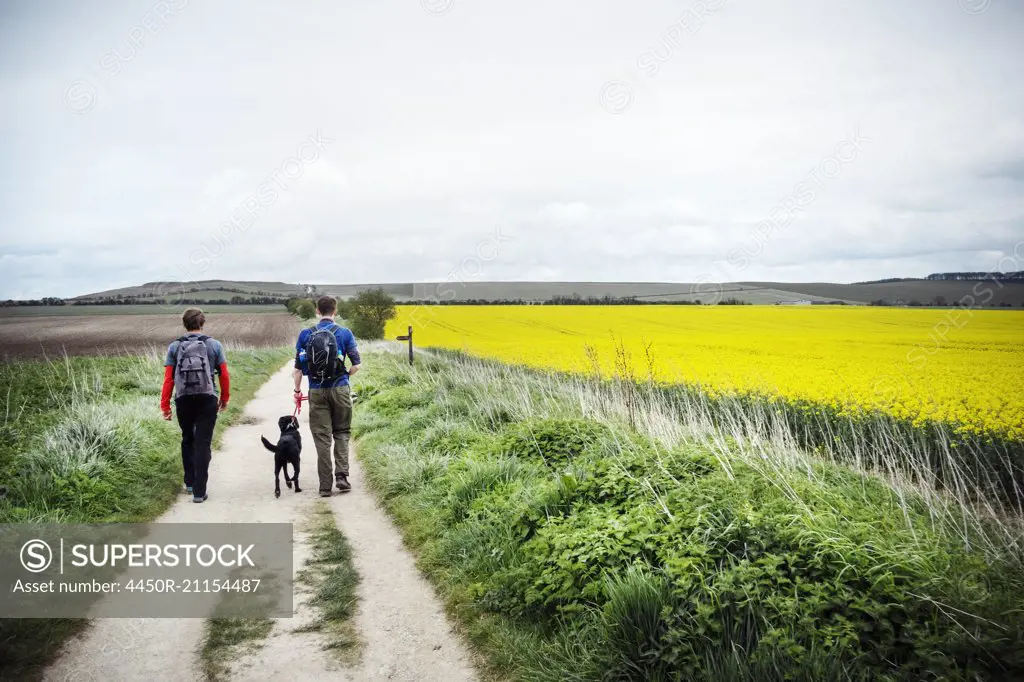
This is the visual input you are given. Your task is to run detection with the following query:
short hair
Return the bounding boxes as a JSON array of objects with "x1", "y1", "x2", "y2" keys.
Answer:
[
  {"x1": 316, "y1": 296, "x2": 337, "y2": 316},
  {"x1": 182, "y1": 308, "x2": 206, "y2": 331}
]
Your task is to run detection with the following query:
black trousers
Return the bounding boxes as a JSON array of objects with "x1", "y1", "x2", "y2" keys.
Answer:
[{"x1": 175, "y1": 395, "x2": 219, "y2": 497}]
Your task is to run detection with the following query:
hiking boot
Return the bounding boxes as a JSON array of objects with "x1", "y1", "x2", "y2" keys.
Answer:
[
  {"x1": 336, "y1": 475, "x2": 351, "y2": 493},
  {"x1": 319, "y1": 490, "x2": 332, "y2": 498},
  {"x1": 193, "y1": 493, "x2": 208, "y2": 503}
]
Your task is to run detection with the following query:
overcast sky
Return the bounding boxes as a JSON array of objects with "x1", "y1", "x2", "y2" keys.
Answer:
[{"x1": 1, "y1": 0, "x2": 1022, "y2": 298}]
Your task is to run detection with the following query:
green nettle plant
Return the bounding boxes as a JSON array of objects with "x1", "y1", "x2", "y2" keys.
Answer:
[{"x1": 352, "y1": 349, "x2": 1024, "y2": 682}]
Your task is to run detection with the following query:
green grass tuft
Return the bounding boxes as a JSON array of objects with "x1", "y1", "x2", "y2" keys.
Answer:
[
  {"x1": 296, "y1": 503, "x2": 361, "y2": 658},
  {"x1": 201, "y1": 617, "x2": 275, "y2": 681}
]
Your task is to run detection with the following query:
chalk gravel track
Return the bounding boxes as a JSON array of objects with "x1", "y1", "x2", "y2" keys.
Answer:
[{"x1": 43, "y1": 364, "x2": 477, "y2": 682}]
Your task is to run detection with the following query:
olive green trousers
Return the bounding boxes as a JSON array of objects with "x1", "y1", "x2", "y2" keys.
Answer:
[{"x1": 308, "y1": 384, "x2": 352, "y2": 492}]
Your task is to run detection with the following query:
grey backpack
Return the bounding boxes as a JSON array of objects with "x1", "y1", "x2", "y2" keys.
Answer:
[{"x1": 174, "y1": 335, "x2": 215, "y2": 398}]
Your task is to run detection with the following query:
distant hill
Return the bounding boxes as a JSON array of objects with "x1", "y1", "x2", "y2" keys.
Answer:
[
  {"x1": 56, "y1": 278, "x2": 1024, "y2": 308},
  {"x1": 738, "y1": 280, "x2": 1024, "y2": 307}
]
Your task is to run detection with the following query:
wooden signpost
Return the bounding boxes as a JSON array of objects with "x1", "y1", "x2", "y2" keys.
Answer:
[{"x1": 396, "y1": 325, "x2": 413, "y2": 365}]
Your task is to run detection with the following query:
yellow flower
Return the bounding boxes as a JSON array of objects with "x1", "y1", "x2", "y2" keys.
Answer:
[{"x1": 388, "y1": 305, "x2": 1024, "y2": 441}]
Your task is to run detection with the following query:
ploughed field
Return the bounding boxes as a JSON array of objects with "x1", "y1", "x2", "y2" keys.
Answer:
[
  {"x1": 388, "y1": 305, "x2": 1024, "y2": 442},
  {"x1": 0, "y1": 312, "x2": 298, "y2": 360}
]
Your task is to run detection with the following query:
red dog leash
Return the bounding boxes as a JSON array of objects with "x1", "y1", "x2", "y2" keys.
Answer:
[{"x1": 293, "y1": 392, "x2": 308, "y2": 417}]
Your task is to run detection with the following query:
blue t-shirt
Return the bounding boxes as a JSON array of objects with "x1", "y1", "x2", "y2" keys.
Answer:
[{"x1": 295, "y1": 319, "x2": 361, "y2": 389}]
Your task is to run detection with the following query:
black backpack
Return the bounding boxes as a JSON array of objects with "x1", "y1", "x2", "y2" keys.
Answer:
[{"x1": 305, "y1": 324, "x2": 343, "y2": 384}]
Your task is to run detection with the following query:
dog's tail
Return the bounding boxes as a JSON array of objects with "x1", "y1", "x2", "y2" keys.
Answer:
[{"x1": 260, "y1": 435, "x2": 278, "y2": 453}]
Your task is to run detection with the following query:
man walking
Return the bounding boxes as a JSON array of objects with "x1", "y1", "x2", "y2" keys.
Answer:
[
  {"x1": 161, "y1": 308, "x2": 230, "y2": 503},
  {"x1": 293, "y1": 296, "x2": 361, "y2": 497}
]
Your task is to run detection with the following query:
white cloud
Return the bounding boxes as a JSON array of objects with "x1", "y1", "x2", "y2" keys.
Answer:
[
  {"x1": 536, "y1": 201, "x2": 591, "y2": 224},
  {"x1": 0, "y1": 0, "x2": 1022, "y2": 297}
]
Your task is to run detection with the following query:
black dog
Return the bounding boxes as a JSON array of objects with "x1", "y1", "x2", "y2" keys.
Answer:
[{"x1": 261, "y1": 416, "x2": 302, "y2": 498}]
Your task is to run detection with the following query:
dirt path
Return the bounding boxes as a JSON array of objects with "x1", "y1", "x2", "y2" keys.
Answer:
[{"x1": 44, "y1": 364, "x2": 477, "y2": 682}]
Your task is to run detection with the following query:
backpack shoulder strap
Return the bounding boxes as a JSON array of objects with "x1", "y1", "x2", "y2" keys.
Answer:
[{"x1": 304, "y1": 327, "x2": 317, "y2": 344}]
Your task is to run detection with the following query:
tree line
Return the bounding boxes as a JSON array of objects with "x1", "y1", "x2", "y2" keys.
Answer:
[
  {"x1": 869, "y1": 296, "x2": 1024, "y2": 307},
  {"x1": 0, "y1": 297, "x2": 69, "y2": 307},
  {"x1": 926, "y1": 271, "x2": 1024, "y2": 281}
]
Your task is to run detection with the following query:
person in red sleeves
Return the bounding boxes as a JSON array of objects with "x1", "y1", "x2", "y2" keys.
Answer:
[{"x1": 160, "y1": 308, "x2": 230, "y2": 503}]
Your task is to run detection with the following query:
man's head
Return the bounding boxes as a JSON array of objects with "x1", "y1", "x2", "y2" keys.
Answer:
[
  {"x1": 182, "y1": 308, "x2": 206, "y2": 332},
  {"x1": 316, "y1": 296, "x2": 337, "y2": 318}
]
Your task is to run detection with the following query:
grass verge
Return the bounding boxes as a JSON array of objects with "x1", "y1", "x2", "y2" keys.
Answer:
[
  {"x1": 352, "y1": 345, "x2": 1024, "y2": 681},
  {"x1": 433, "y1": 345, "x2": 1024, "y2": 518},
  {"x1": 0, "y1": 346, "x2": 292, "y2": 681}
]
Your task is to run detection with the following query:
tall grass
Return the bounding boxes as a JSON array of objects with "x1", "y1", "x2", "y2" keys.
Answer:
[{"x1": 422, "y1": 346, "x2": 1024, "y2": 559}]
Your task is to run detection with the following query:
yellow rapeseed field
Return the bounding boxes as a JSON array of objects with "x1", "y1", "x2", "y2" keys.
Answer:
[{"x1": 388, "y1": 305, "x2": 1024, "y2": 441}]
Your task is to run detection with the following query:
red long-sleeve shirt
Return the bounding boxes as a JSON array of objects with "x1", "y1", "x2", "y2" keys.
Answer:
[{"x1": 161, "y1": 363, "x2": 230, "y2": 414}]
